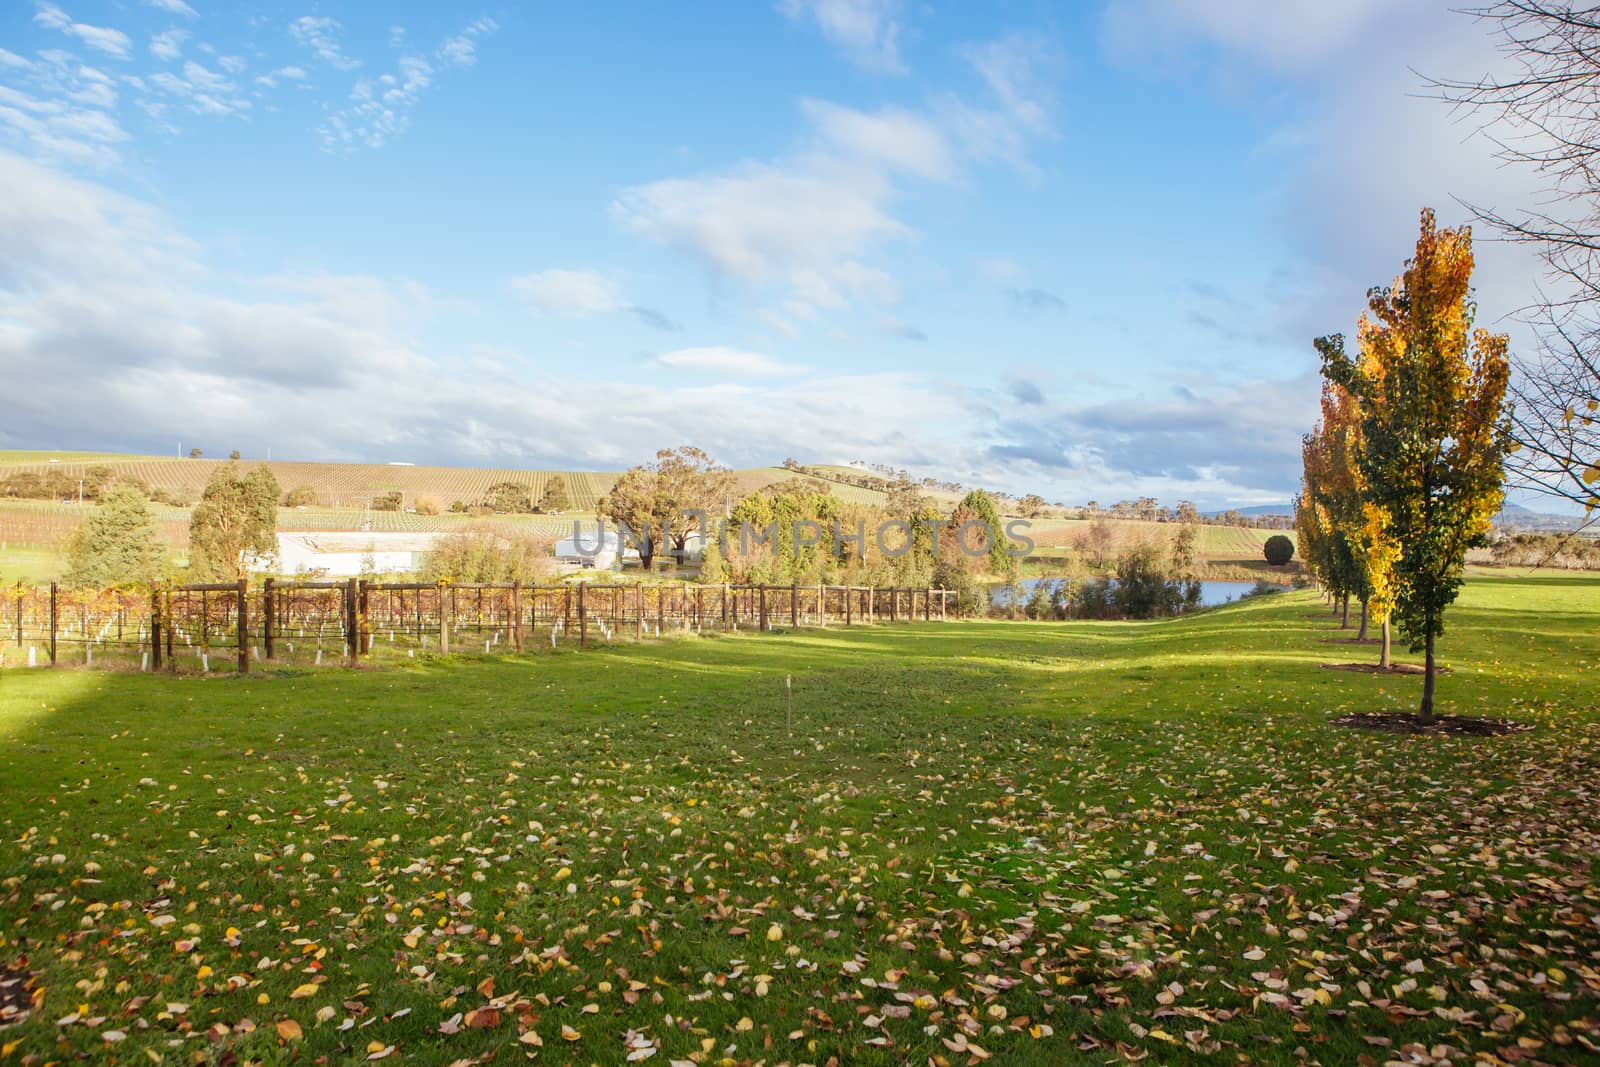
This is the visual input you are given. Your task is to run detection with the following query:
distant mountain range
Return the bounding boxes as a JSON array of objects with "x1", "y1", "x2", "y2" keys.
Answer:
[
  {"x1": 1494, "y1": 502, "x2": 1591, "y2": 532},
  {"x1": 1204, "y1": 504, "x2": 1294, "y2": 519},
  {"x1": 1207, "y1": 500, "x2": 1590, "y2": 532}
]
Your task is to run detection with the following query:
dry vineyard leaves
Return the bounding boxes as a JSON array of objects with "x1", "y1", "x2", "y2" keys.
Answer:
[{"x1": 0, "y1": 576, "x2": 1598, "y2": 1065}]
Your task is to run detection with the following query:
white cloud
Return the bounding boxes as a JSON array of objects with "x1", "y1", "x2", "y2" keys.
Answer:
[
  {"x1": 801, "y1": 98, "x2": 954, "y2": 181},
  {"x1": 778, "y1": 0, "x2": 905, "y2": 73},
  {"x1": 34, "y1": 3, "x2": 134, "y2": 60},
  {"x1": 254, "y1": 65, "x2": 306, "y2": 88},
  {"x1": 1102, "y1": 0, "x2": 1411, "y2": 75},
  {"x1": 616, "y1": 53, "x2": 1052, "y2": 317},
  {"x1": 959, "y1": 33, "x2": 1054, "y2": 136},
  {"x1": 438, "y1": 17, "x2": 497, "y2": 67},
  {"x1": 147, "y1": 57, "x2": 251, "y2": 117},
  {"x1": 0, "y1": 50, "x2": 32, "y2": 71},
  {"x1": 617, "y1": 160, "x2": 906, "y2": 283},
  {"x1": 317, "y1": 18, "x2": 498, "y2": 151},
  {"x1": 149, "y1": 29, "x2": 187, "y2": 61},
  {"x1": 0, "y1": 73, "x2": 129, "y2": 168},
  {"x1": 978, "y1": 258, "x2": 1024, "y2": 281},
  {"x1": 290, "y1": 15, "x2": 360, "y2": 71},
  {"x1": 511, "y1": 269, "x2": 625, "y2": 315},
  {"x1": 144, "y1": 0, "x2": 198, "y2": 15},
  {"x1": 652, "y1": 345, "x2": 802, "y2": 377},
  {"x1": 510, "y1": 268, "x2": 677, "y2": 330}
]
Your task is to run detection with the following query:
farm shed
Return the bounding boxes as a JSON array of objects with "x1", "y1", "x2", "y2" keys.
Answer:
[{"x1": 253, "y1": 532, "x2": 444, "y2": 577}]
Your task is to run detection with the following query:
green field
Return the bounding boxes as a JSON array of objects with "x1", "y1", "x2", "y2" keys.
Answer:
[
  {"x1": 2, "y1": 573, "x2": 1596, "y2": 1063},
  {"x1": 0, "y1": 545, "x2": 64, "y2": 585},
  {"x1": 0, "y1": 452, "x2": 163, "y2": 467}
]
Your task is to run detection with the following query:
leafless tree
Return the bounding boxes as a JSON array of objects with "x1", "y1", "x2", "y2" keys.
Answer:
[{"x1": 1433, "y1": 1, "x2": 1600, "y2": 511}]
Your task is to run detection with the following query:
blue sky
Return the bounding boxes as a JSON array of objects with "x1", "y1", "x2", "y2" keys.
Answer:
[{"x1": 0, "y1": 1, "x2": 1550, "y2": 508}]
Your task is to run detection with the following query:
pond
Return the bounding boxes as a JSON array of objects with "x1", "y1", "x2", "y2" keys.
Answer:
[{"x1": 990, "y1": 577, "x2": 1281, "y2": 610}]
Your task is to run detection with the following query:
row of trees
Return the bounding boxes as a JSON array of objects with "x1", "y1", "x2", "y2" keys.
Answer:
[
  {"x1": 593, "y1": 448, "x2": 1023, "y2": 615},
  {"x1": 1301, "y1": 210, "x2": 1512, "y2": 722},
  {"x1": 63, "y1": 462, "x2": 281, "y2": 586}
]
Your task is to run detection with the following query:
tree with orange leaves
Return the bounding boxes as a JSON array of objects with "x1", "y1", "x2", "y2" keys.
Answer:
[
  {"x1": 1318, "y1": 210, "x2": 1512, "y2": 723},
  {"x1": 1304, "y1": 375, "x2": 1405, "y2": 666}
]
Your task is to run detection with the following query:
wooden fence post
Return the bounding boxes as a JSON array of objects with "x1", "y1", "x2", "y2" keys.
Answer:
[
  {"x1": 344, "y1": 578, "x2": 358, "y2": 666},
  {"x1": 438, "y1": 581, "x2": 451, "y2": 656},
  {"x1": 636, "y1": 586, "x2": 644, "y2": 640},
  {"x1": 263, "y1": 577, "x2": 275, "y2": 659},
  {"x1": 722, "y1": 583, "x2": 729, "y2": 631},
  {"x1": 48, "y1": 581, "x2": 57, "y2": 667},
  {"x1": 845, "y1": 585, "x2": 853, "y2": 626},
  {"x1": 164, "y1": 585, "x2": 175, "y2": 671},
  {"x1": 511, "y1": 580, "x2": 523, "y2": 652},
  {"x1": 925, "y1": 587, "x2": 931, "y2": 622},
  {"x1": 759, "y1": 585, "x2": 768, "y2": 632},
  {"x1": 578, "y1": 582, "x2": 587, "y2": 649},
  {"x1": 790, "y1": 583, "x2": 798, "y2": 627},
  {"x1": 817, "y1": 583, "x2": 825, "y2": 626},
  {"x1": 13, "y1": 580, "x2": 21, "y2": 649},
  {"x1": 150, "y1": 586, "x2": 162, "y2": 671},
  {"x1": 360, "y1": 581, "x2": 374, "y2": 655},
  {"x1": 236, "y1": 578, "x2": 249, "y2": 674}
]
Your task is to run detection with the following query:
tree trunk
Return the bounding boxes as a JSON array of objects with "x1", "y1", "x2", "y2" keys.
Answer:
[
  {"x1": 1341, "y1": 595, "x2": 1349, "y2": 628},
  {"x1": 1380, "y1": 618, "x2": 1391, "y2": 670},
  {"x1": 1356, "y1": 599, "x2": 1368, "y2": 641},
  {"x1": 1419, "y1": 629, "x2": 1437, "y2": 724}
]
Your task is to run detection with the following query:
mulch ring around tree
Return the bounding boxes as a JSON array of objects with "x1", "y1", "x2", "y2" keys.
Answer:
[
  {"x1": 1333, "y1": 711, "x2": 1534, "y2": 737},
  {"x1": 0, "y1": 960, "x2": 37, "y2": 1030},
  {"x1": 1321, "y1": 636, "x2": 1383, "y2": 645},
  {"x1": 1320, "y1": 662, "x2": 1452, "y2": 676}
]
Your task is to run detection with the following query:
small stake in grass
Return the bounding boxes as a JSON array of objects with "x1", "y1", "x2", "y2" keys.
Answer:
[{"x1": 786, "y1": 673, "x2": 793, "y2": 737}]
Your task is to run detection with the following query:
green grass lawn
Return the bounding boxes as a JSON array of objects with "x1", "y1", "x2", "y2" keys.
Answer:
[
  {"x1": 2, "y1": 574, "x2": 1597, "y2": 1064},
  {"x1": 0, "y1": 545, "x2": 65, "y2": 585}
]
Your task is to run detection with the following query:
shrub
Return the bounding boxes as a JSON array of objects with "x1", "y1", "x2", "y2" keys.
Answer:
[
  {"x1": 1263, "y1": 534, "x2": 1295, "y2": 566},
  {"x1": 371, "y1": 491, "x2": 403, "y2": 512},
  {"x1": 420, "y1": 525, "x2": 553, "y2": 584},
  {"x1": 484, "y1": 481, "x2": 533, "y2": 514},
  {"x1": 283, "y1": 485, "x2": 318, "y2": 507},
  {"x1": 931, "y1": 554, "x2": 985, "y2": 617},
  {"x1": 1113, "y1": 542, "x2": 1185, "y2": 617},
  {"x1": 1023, "y1": 579, "x2": 1070, "y2": 620}
]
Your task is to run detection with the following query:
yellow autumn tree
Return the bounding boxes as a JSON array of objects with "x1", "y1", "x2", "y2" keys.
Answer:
[{"x1": 1318, "y1": 209, "x2": 1512, "y2": 723}]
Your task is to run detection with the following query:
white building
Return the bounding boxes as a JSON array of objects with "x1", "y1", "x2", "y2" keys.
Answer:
[
  {"x1": 553, "y1": 526, "x2": 707, "y2": 569},
  {"x1": 555, "y1": 527, "x2": 628, "y2": 569},
  {"x1": 252, "y1": 532, "x2": 445, "y2": 577}
]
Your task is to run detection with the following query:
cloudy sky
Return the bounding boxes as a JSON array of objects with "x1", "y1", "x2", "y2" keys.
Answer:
[{"x1": 0, "y1": 1, "x2": 1552, "y2": 508}]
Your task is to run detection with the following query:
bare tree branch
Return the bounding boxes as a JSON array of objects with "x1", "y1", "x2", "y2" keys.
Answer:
[{"x1": 1429, "y1": 3, "x2": 1600, "y2": 510}]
